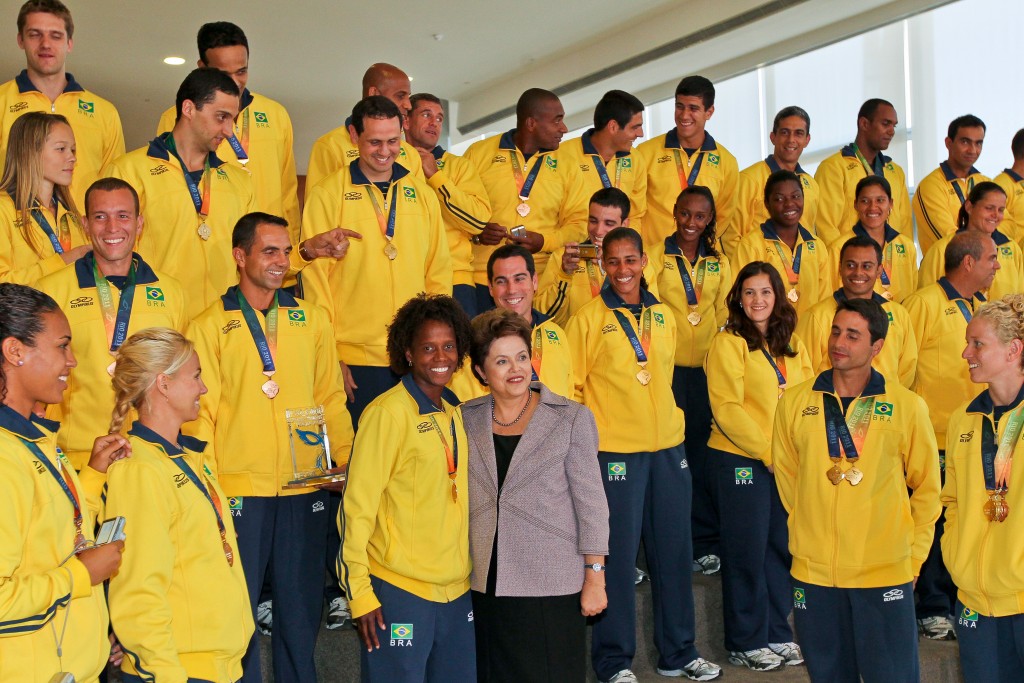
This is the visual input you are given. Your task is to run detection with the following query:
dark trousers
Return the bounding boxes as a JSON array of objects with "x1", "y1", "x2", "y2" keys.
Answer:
[
  {"x1": 671, "y1": 365, "x2": 718, "y2": 559},
  {"x1": 591, "y1": 444, "x2": 698, "y2": 680},
  {"x1": 453, "y1": 283, "x2": 478, "y2": 318},
  {"x1": 793, "y1": 581, "x2": 919, "y2": 682},
  {"x1": 955, "y1": 600, "x2": 1024, "y2": 683},
  {"x1": 915, "y1": 455, "x2": 956, "y2": 619},
  {"x1": 122, "y1": 677, "x2": 223, "y2": 683},
  {"x1": 713, "y1": 449, "x2": 792, "y2": 651},
  {"x1": 235, "y1": 492, "x2": 330, "y2": 683},
  {"x1": 474, "y1": 284, "x2": 495, "y2": 314},
  {"x1": 361, "y1": 576, "x2": 476, "y2": 683}
]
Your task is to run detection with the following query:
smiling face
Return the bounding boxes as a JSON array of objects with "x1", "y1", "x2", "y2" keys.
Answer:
[
  {"x1": 86, "y1": 188, "x2": 142, "y2": 264},
  {"x1": 766, "y1": 179, "x2": 804, "y2": 229},
  {"x1": 854, "y1": 183, "x2": 892, "y2": 230},
  {"x1": 770, "y1": 115, "x2": 810, "y2": 167},
  {"x1": 489, "y1": 256, "x2": 537, "y2": 320},
  {"x1": 963, "y1": 316, "x2": 1020, "y2": 385},
  {"x1": 610, "y1": 111, "x2": 644, "y2": 152},
  {"x1": 946, "y1": 125, "x2": 985, "y2": 173},
  {"x1": 351, "y1": 115, "x2": 402, "y2": 182},
  {"x1": 18, "y1": 11, "x2": 71, "y2": 78},
  {"x1": 5, "y1": 310, "x2": 76, "y2": 409},
  {"x1": 406, "y1": 319, "x2": 458, "y2": 391},
  {"x1": 965, "y1": 190, "x2": 1006, "y2": 234},
  {"x1": 673, "y1": 192, "x2": 714, "y2": 249},
  {"x1": 202, "y1": 44, "x2": 249, "y2": 91},
  {"x1": 602, "y1": 237, "x2": 647, "y2": 303},
  {"x1": 40, "y1": 121, "x2": 75, "y2": 189},
  {"x1": 529, "y1": 98, "x2": 568, "y2": 151},
  {"x1": 405, "y1": 99, "x2": 443, "y2": 149},
  {"x1": 740, "y1": 272, "x2": 775, "y2": 330},
  {"x1": 160, "y1": 351, "x2": 207, "y2": 424},
  {"x1": 828, "y1": 309, "x2": 881, "y2": 372},
  {"x1": 674, "y1": 95, "x2": 713, "y2": 148},
  {"x1": 587, "y1": 203, "x2": 627, "y2": 245},
  {"x1": 478, "y1": 334, "x2": 532, "y2": 403},
  {"x1": 839, "y1": 245, "x2": 880, "y2": 298},
  {"x1": 234, "y1": 223, "x2": 291, "y2": 293}
]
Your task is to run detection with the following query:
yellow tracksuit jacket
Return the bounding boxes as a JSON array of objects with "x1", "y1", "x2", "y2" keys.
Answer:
[
  {"x1": 424, "y1": 146, "x2": 491, "y2": 286},
  {"x1": 828, "y1": 223, "x2": 919, "y2": 303},
  {"x1": 913, "y1": 163, "x2": 989, "y2": 256},
  {"x1": 993, "y1": 169, "x2": 1024, "y2": 242},
  {"x1": 306, "y1": 117, "x2": 423, "y2": 191},
  {"x1": 918, "y1": 229, "x2": 1024, "y2": 302},
  {"x1": 735, "y1": 156, "x2": 819, "y2": 243},
  {"x1": 556, "y1": 129, "x2": 647, "y2": 233},
  {"x1": 733, "y1": 222, "x2": 831, "y2": 316},
  {"x1": 0, "y1": 192, "x2": 87, "y2": 285}
]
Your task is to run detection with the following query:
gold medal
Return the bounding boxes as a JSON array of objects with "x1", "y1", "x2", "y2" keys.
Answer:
[
  {"x1": 636, "y1": 368, "x2": 652, "y2": 385},
  {"x1": 222, "y1": 534, "x2": 235, "y2": 566},
  {"x1": 384, "y1": 241, "x2": 398, "y2": 260},
  {"x1": 451, "y1": 480, "x2": 458, "y2": 503},
  {"x1": 261, "y1": 379, "x2": 280, "y2": 399},
  {"x1": 827, "y1": 464, "x2": 845, "y2": 485},
  {"x1": 516, "y1": 202, "x2": 530, "y2": 217},
  {"x1": 984, "y1": 490, "x2": 1009, "y2": 522},
  {"x1": 881, "y1": 289, "x2": 893, "y2": 301},
  {"x1": 787, "y1": 288, "x2": 799, "y2": 303},
  {"x1": 198, "y1": 222, "x2": 211, "y2": 241},
  {"x1": 845, "y1": 464, "x2": 864, "y2": 486},
  {"x1": 687, "y1": 310, "x2": 702, "y2": 326}
]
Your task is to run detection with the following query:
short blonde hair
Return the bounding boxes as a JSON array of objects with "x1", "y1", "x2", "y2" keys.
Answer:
[
  {"x1": 109, "y1": 328, "x2": 194, "y2": 434},
  {"x1": 974, "y1": 294, "x2": 1024, "y2": 370}
]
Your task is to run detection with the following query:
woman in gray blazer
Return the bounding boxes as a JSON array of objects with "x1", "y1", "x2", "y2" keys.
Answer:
[{"x1": 462, "y1": 308, "x2": 609, "y2": 683}]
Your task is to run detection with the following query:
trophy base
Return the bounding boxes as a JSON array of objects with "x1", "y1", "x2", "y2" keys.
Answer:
[{"x1": 282, "y1": 472, "x2": 347, "y2": 490}]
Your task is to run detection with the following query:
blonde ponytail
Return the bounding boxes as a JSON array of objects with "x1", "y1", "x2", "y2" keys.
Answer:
[{"x1": 109, "y1": 328, "x2": 194, "y2": 434}]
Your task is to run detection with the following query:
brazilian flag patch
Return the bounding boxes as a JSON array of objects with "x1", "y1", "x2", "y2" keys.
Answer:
[
  {"x1": 896, "y1": 244, "x2": 906, "y2": 254},
  {"x1": 707, "y1": 262, "x2": 720, "y2": 272},
  {"x1": 254, "y1": 111, "x2": 268, "y2": 123},
  {"x1": 735, "y1": 467, "x2": 752, "y2": 482},
  {"x1": 620, "y1": 158, "x2": 632, "y2": 168},
  {"x1": 874, "y1": 402, "x2": 894, "y2": 417},
  {"x1": 545, "y1": 329, "x2": 558, "y2": 341},
  {"x1": 391, "y1": 624, "x2": 413, "y2": 639},
  {"x1": 608, "y1": 462, "x2": 626, "y2": 476},
  {"x1": 78, "y1": 99, "x2": 94, "y2": 113},
  {"x1": 145, "y1": 287, "x2": 164, "y2": 301},
  {"x1": 228, "y1": 497, "x2": 242, "y2": 510},
  {"x1": 794, "y1": 587, "x2": 806, "y2": 606},
  {"x1": 961, "y1": 607, "x2": 978, "y2": 622},
  {"x1": 403, "y1": 187, "x2": 417, "y2": 199},
  {"x1": 545, "y1": 157, "x2": 557, "y2": 169},
  {"x1": 288, "y1": 309, "x2": 306, "y2": 322}
]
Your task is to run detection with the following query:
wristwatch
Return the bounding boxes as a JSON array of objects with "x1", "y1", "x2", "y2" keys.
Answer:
[{"x1": 584, "y1": 562, "x2": 606, "y2": 572}]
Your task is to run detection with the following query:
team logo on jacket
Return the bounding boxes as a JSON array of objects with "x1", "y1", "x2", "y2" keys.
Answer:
[
  {"x1": 436, "y1": 159, "x2": 446, "y2": 170},
  {"x1": 579, "y1": 164, "x2": 591, "y2": 172},
  {"x1": 9, "y1": 101, "x2": 28, "y2": 113},
  {"x1": 886, "y1": 312, "x2": 894, "y2": 323},
  {"x1": 391, "y1": 624, "x2": 414, "y2": 646},
  {"x1": 801, "y1": 406, "x2": 819, "y2": 416},
  {"x1": 793, "y1": 587, "x2": 807, "y2": 609},
  {"x1": 545, "y1": 157, "x2": 557, "y2": 169},
  {"x1": 288, "y1": 309, "x2": 307, "y2": 325},
  {"x1": 345, "y1": 149, "x2": 359, "y2": 158},
  {"x1": 344, "y1": 192, "x2": 362, "y2": 201},
  {"x1": 416, "y1": 421, "x2": 433, "y2": 434},
  {"x1": 78, "y1": 99, "x2": 94, "y2": 115},
  {"x1": 173, "y1": 473, "x2": 188, "y2": 488},
  {"x1": 735, "y1": 468, "x2": 753, "y2": 485},
  {"x1": 145, "y1": 287, "x2": 165, "y2": 302},
  {"x1": 874, "y1": 402, "x2": 893, "y2": 418},
  {"x1": 1002, "y1": 247, "x2": 1013, "y2": 256},
  {"x1": 545, "y1": 329, "x2": 559, "y2": 342},
  {"x1": 150, "y1": 165, "x2": 170, "y2": 176},
  {"x1": 222, "y1": 319, "x2": 242, "y2": 334},
  {"x1": 312, "y1": 500, "x2": 325, "y2": 513},
  {"x1": 657, "y1": 155, "x2": 671, "y2": 164},
  {"x1": 254, "y1": 111, "x2": 269, "y2": 126},
  {"x1": 70, "y1": 296, "x2": 94, "y2": 309},
  {"x1": 403, "y1": 187, "x2": 417, "y2": 201},
  {"x1": 707, "y1": 262, "x2": 720, "y2": 273},
  {"x1": 492, "y1": 154, "x2": 507, "y2": 164},
  {"x1": 707, "y1": 154, "x2": 720, "y2": 166},
  {"x1": 806, "y1": 241, "x2": 816, "y2": 251},
  {"x1": 620, "y1": 158, "x2": 632, "y2": 169},
  {"x1": 801, "y1": 176, "x2": 810, "y2": 187},
  {"x1": 895, "y1": 244, "x2": 906, "y2": 254},
  {"x1": 228, "y1": 497, "x2": 243, "y2": 516},
  {"x1": 398, "y1": 148, "x2": 408, "y2": 158},
  {"x1": 653, "y1": 312, "x2": 665, "y2": 326},
  {"x1": 960, "y1": 430, "x2": 974, "y2": 443},
  {"x1": 601, "y1": 324, "x2": 617, "y2": 334},
  {"x1": 607, "y1": 462, "x2": 626, "y2": 481},
  {"x1": 882, "y1": 588, "x2": 904, "y2": 602},
  {"x1": 959, "y1": 607, "x2": 979, "y2": 628}
]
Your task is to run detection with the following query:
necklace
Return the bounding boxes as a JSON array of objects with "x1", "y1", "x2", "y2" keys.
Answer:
[{"x1": 492, "y1": 390, "x2": 532, "y2": 427}]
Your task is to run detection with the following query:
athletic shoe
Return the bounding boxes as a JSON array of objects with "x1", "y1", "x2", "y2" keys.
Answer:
[
  {"x1": 728, "y1": 648, "x2": 785, "y2": 671},
  {"x1": 658, "y1": 657, "x2": 723, "y2": 680},
  {"x1": 692, "y1": 554, "x2": 721, "y2": 575},
  {"x1": 918, "y1": 615, "x2": 956, "y2": 640},
  {"x1": 601, "y1": 669, "x2": 638, "y2": 683},
  {"x1": 634, "y1": 567, "x2": 649, "y2": 585},
  {"x1": 768, "y1": 641, "x2": 805, "y2": 666},
  {"x1": 325, "y1": 596, "x2": 351, "y2": 630},
  {"x1": 255, "y1": 600, "x2": 272, "y2": 636}
]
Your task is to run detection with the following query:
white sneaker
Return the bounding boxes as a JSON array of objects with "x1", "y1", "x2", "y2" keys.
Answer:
[
  {"x1": 918, "y1": 615, "x2": 956, "y2": 640},
  {"x1": 634, "y1": 567, "x2": 649, "y2": 585},
  {"x1": 692, "y1": 555, "x2": 721, "y2": 575},
  {"x1": 768, "y1": 641, "x2": 804, "y2": 666},
  {"x1": 255, "y1": 600, "x2": 272, "y2": 636},
  {"x1": 728, "y1": 647, "x2": 785, "y2": 671},
  {"x1": 325, "y1": 596, "x2": 351, "y2": 630},
  {"x1": 601, "y1": 669, "x2": 638, "y2": 683},
  {"x1": 658, "y1": 656, "x2": 723, "y2": 680}
]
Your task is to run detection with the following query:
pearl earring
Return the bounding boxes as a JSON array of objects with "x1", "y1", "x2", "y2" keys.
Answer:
[{"x1": 17, "y1": 360, "x2": 23, "y2": 366}]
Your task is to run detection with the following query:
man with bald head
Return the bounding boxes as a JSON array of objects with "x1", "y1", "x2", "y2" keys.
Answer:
[
  {"x1": 306, "y1": 62, "x2": 423, "y2": 189},
  {"x1": 463, "y1": 87, "x2": 589, "y2": 312}
]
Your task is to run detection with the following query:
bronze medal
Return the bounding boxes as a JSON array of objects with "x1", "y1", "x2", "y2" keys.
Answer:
[
  {"x1": 984, "y1": 490, "x2": 1010, "y2": 522},
  {"x1": 827, "y1": 464, "x2": 845, "y2": 485},
  {"x1": 451, "y1": 479, "x2": 458, "y2": 503},
  {"x1": 845, "y1": 464, "x2": 864, "y2": 486},
  {"x1": 687, "y1": 310, "x2": 702, "y2": 326},
  {"x1": 881, "y1": 289, "x2": 893, "y2": 301},
  {"x1": 198, "y1": 222, "x2": 212, "y2": 241},
  {"x1": 384, "y1": 242, "x2": 398, "y2": 260},
  {"x1": 261, "y1": 379, "x2": 280, "y2": 399},
  {"x1": 787, "y1": 288, "x2": 799, "y2": 303},
  {"x1": 516, "y1": 202, "x2": 530, "y2": 217},
  {"x1": 636, "y1": 369, "x2": 652, "y2": 385}
]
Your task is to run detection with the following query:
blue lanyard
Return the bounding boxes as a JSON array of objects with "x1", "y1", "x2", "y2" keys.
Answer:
[
  {"x1": 30, "y1": 205, "x2": 64, "y2": 254},
  {"x1": 237, "y1": 289, "x2": 278, "y2": 374},
  {"x1": 163, "y1": 135, "x2": 209, "y2": 214},
  {"x1": 760, "y1": 347, "x2": 786, "y2": 388},
  {"x1": 611, "y1": 309, "x2": 649, "y2": 364},
  {"x1": 18, "y1": 437, "x2": 82, "y2": 530},
  {"x1": 519, "y1": 155, "x2": 545, "y2": 200},
  {"x1": 823, "y1": 394, "x2": 858, "y2": 460},
  {"x1": 169, "y1": 455, "x2": 230, "y2": 544},
  {"x1": 954, "y1": 299, "x2": 973, "y2": 323}
]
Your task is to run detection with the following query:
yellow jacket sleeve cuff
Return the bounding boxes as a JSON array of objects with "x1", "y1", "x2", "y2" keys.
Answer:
[
  {"x1": 66, "y1": 557, "x2": 93, "y2": 600},
  {"x1": 349, "y1": 590, "x2": 381, "y2": 619},
  {"x1": 426, "y1": 168, "x2": 449, "y2": 190}
]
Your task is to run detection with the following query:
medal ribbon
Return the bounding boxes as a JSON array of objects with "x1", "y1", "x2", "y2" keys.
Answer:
[
  {"x1": 530, "y1": 326, "x2": 542, "y2": 381},
  {"x1": 19, "y1": 438, "x2": 83, "y2": 543},
  {"x1": 366, "y1": 184, "x2": 399, "y2": 243},
  {"x1": 676, "y1": 256, "x2": 706, "y2": 307},
  {"x1": 879, "y1": 240, "x2": 893, "y2": 288},
  {"x1": 30, "y1": 203, "x2": 70, "y2": 254},
  {"x1": 427, "y1": 412, "x2": 459, "y2": 502},
  {"x1": 226, "y1": 108, "x2": 249, "y2": 164},
  {"x1": 170, "y1": 455, "x2": 234, "y2": 566},
  {"x1": 982, "y1": 403, "x2": 1024, "y2": 490},
  {"x1": 852, "y1": 144, "x2": 883, "y2": 177},
  {"x1": 237, "y1": 289, "x2": 279, "y2": 379},
  {"x1": 509, "y1": 151, "x2": 545, "y2": 201},
  {"x1": 164, "y1": 135, "x2": 212, "y2": 220},
  {"x1": 822, "y1": 394, "x2": 875, "y2": 461},
  {"x1": 584, "y1": 257, "x2": 604, "y2": 298},
  {"x1": 611, "y1": 307, "x2": 652, "y2": 366},
  {"x1": 673, "y1": 149, "x2": 704, "y2": 190},
  {"x1": 92, "y1": 257, "x2": 138, "y2": 353},
  {"x1": 771, "y1": 239, "x2": 803, "y2": 287},
  {"x1": 954, "y1": 299, "x2": 974, "y2": 323},
  {"x1": 760, "y1": 347, "x2": 788, "y2": 391},
  {"x1": 590, "y1": 154, "x2": 623, "y2": 189}
]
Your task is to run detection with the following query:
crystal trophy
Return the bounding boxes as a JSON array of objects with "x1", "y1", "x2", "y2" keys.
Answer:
[{"x1": 282, "y1": 405, "x2": 346, "y2": 489}]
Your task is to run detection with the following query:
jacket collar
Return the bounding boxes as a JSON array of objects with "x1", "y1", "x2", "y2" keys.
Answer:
[
  {"x1": 581, "y1": 129, "x2": 630, "y2": 159},
  {"x1": 401, "y1": 373, "x2": 460, "y2": 414},
  {"x1": 431, "y1": 145, "x2": 445, "y2": 160},
  {"x1": 531, "y1": 308, "x2": 550, "y2": 326},
  {"x1": 940, "y1": 160, "x2": 981, "y2": 181},
  {"x1": 760, "y1": 219, "x2": 815, "y2": 244},
  {"x1": 74, "y1": 252, "x2": 159, "y2": 288},
  {"x1": 239, "y1": 87, "x2": 254, "y2": 111},
  {"x1": 764, "y1": 154, "x2": 807, "y2": 176},
  {"x1": 0, "y1": 403, "x2": 57, "y2": 440},
  {"x1": 127, "y1": 421, "x2": 206, "y2": 455},
  {"x1": 840, "y1": 143, "x2": 892, "y2": 170},
  {"x1": 938, "y1": 276, "x2": 985, "y2": 303},
  {"x1": 348, "y1": 157, "x2": 410, "y2": 186},
  {"x1": 967, "y1": 383, "x2": 1024, "y2": 415},
  {"x1": 852, "y1": 221, "x2": 900, "y2": 245},
  {"x1": 663, "y1": 234, "x2": 710, "y2": 259},
  {"x1": 15, "y1": 69, "x2": 83, "y2": 94},
  {"x1": 147, "y1": 133, "x2": 227, "y2": 169},
  {"x1": 498, "y1": 129, "x2": 554, "y2": 156},
  {"x1": 1004, "y1": 168, "x2": 1023, "y2": 183},
  {"x1": 600, "y1": 283, "x2": 659, "y2": 309},
  {"x1": 664, "y1": 129, "x2": 717, "y2": 152},
  {"x1": 833, "y1": 288, "x2": 889, "y2": 305},
  {"x1": 812, "y1": 368, "x2": 887, "y2": 397},
  {"x1": 220, "y1": 285, "x2": 299, "y2": 311}
]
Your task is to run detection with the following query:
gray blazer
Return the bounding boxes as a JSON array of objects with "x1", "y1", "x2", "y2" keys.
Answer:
[{"x1": 463, "y1": 383, "x2": 609, "y2": 597}]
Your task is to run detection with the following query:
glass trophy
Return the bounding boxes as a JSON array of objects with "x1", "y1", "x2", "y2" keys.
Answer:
[{"x1": 283, "y1": 405, "x2": 347, "y2": 489}]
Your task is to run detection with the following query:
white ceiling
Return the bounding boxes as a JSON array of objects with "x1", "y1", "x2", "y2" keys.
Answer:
[{"x1": 1, "y1": 0, "x2": 953, "y2": 173}]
